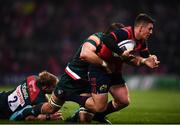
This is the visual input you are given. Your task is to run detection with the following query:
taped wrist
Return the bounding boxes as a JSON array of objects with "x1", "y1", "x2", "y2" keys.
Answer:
[
  {"x1": 102, "y1": 60, "x2": 108, "y2": 67},
  {"x1": 49, "y1": 97, "x2": 62, "y2": 109},
  {"x1": 79, "y1": 107, "x2": 94, "y2": 117},
  {"x1": 140, "y1": 58, "x2": 146, "y2": 65}
]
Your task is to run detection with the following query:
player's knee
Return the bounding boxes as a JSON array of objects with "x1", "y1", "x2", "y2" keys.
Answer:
[
  {"x1": 115, "y1": 98, "x2": 130, "y2": 108},
  {"x1": 94, "y1": 103, "x2": 107, "y2": 112},
  {"x1": 48, "y1": 104, "x2": 59, "y2": 113},
  {"x1": 41, "y1": 102, "x2": 57, "y2": 114},
  {"x1": 122, "y1": 99, "x2": 130, "y2": 107}
]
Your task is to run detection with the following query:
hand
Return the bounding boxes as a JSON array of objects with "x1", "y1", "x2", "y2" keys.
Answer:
[
  {"x1": 120, "y1": 50, "x2": 135, "y2": 61},
  {"x1": 121, "y1": 50, "x2": 132, "y2": 57},
  {"x1": 144, "y1": 56, "x2": 159, "y2": 68},
  {"x1": 150, "y1": 55, "x2": 160, "y2": 65},
  {"x1": 50, "y1": 112, "x2": 64, "y2": 120},
  {"x1": 36, "y1": 112, "x2": 63, "y2": 121}
]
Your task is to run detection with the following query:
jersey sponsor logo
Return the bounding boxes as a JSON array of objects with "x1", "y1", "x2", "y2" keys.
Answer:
[
  {"x1": 8, "y1": 85, "x2": 25, "y2": 112},
  {"x1": 22, "y1": 82, "x2": 28, "y2": 100},
  {"x1": 99, "y1": 84, "x2": 108, "y2": 93},
  {"x1": 58, "y1": 90, "x2": 64, "y2": 95},
  {"x1": 27, "y1": 76, "x2": 40, "y2": 103}
]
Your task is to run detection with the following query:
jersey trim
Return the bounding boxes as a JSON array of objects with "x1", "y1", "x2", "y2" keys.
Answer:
[
  {"x1": 65, "y1": 66, "x2": 81, "y2": 80},
  {"x1": 110, "y1": 32, "x2": 118, "y2": 42},
  {"x1": 122, "y1": 27, "x2": 131, "y2": 39},
  {"x1": 88, "y1": 35, "x2": 101, "y2": 46},
  {"x1": 85, "y1": 40, "x2": 97, "y2": 47}
]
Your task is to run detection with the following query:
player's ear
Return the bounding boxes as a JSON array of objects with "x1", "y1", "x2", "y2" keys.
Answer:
[{"x1": 138, "y1": 25, "x2": 143, "y2": 33}]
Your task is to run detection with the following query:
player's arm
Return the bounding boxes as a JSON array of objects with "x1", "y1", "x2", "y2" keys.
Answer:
[
  {"x1": 100, "y1": 34, "x2": 124, "y2": 55},
  {"x1": 80, "y1": 39, "x2": 111, "y2": 72},
  {"x1": 101, "y1": 28, "x2": 133, "y2": 58},
  {"x1": 139, "y1": 42, "x2": 160, "y2": 66},
  {"x1": 125, "y1": 55, "x2": 159, "y2": 68},
  {"x1": 25, "y1": 112, "x2": 63, "y2": 121},
  {"x1": 80, "y1": 42, "x2": 105, "y2": 66},
  {"x1": 9, "y1": 104, "x2": 63, "y2": 121}
]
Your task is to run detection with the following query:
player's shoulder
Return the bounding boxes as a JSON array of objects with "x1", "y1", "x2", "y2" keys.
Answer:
[
  {"x1": 111, "y1": 26, "x2": 133, "y2": 40},
  {"x1": 87, "y1": 32, "x2": 103, "y2": 46},
  {"x1": 121, "y1": 26, "x2": 133, "y2": 39}
]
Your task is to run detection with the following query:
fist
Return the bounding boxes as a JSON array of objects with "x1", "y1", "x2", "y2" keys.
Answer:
[{"x1": 150, "y1": 55, "x2": 160, "y2": 65}]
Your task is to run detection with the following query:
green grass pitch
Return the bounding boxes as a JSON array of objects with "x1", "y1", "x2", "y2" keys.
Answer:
[{"x1": 0, "y1": 86, "x2": 180, "y2": 124}]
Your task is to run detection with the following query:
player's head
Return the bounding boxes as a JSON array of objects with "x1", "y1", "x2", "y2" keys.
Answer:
[
  {"x1": 104, "y1": 23, "x2": 124, "y2": 35},
  {"x1": 38, "y1": 71, "x2": 59, "y2": 94},
  {"x1": 134, "y1": 13, "x2": 155, "y2": 41}
]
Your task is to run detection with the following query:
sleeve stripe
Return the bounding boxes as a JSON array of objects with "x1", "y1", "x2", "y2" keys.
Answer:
[
  {"x1": 122, "y1": 28, "x2": 131, "y2": 39},
  {"x1": 110, "y1": 32, "x2": 118, "y2": 42},
  {"x1": 88, "y1": 35, "x2": 100, "y2": 46}
]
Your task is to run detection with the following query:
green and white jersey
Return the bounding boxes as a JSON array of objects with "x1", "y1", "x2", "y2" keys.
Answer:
[{"x1": 64, "y1": 32, "x2": 103, "y2": 80}]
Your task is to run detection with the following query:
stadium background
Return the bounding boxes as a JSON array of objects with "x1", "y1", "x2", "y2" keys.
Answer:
[{"x1": 0, "y1": 0, "x2": 180, "y2": 123}]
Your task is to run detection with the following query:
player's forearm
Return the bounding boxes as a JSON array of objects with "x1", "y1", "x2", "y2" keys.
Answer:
[
  {"x1": 128, "y1": 55, "x2": 160, "y2": 68},
  {"x1": 25, "y1": 115, "x2": 38, "y2": 121},
  {"x1": 80, "y1": 50, "x2": 112, "y2": 73},
  {"x1": 80, "y1": 49, "x2": 105, "y2": 67},
  {"x1": 25, "y1": 113, "x2": 62, "y2": 121}
]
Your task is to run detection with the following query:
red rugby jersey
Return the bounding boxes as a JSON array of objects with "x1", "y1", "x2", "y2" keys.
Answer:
[{"x1": 98, "y1": 26, "x2": 150, "y2": 73}]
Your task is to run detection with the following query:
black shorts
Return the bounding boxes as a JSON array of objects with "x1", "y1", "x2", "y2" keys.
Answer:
[
  {"x1": 88, "y1": 65, "x2": 125, "y2": 94},
  {"x1": 0, "y1": 91, "x2": 12, "y2": 119},
  {"x1": 54, "y1": 73, "x2": 91, "y2": 97}
]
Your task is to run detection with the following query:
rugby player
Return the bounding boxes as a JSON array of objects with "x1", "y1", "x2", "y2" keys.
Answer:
[{"x1": 0, "y1": 71, "x2": 62, "y2": 121}]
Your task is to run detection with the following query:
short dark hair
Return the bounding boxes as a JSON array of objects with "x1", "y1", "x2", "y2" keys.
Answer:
[
  {"x1": 134, "y1": 13, "x2": 155, "y2": 26},
  {"x1": 104, "y1": 23, "x2": 124, "y2": 34}
]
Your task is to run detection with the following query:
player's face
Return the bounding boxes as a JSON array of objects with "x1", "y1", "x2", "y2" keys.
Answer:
[{"x1": 140, "y1": 23, "x2": 154, "y2": 40}]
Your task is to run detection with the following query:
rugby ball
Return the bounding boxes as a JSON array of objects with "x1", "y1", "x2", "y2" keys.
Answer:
[{"x1": 118, "y1": 39, "x2": 136, "y2": 51}]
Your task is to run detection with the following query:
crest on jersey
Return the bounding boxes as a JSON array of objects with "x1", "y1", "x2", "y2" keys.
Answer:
[{"x1": 99, "y1": 84, "x2": 108, "y2": 93}]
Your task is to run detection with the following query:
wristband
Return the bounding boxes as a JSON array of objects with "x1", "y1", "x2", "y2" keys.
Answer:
[
  {"x1": 140, "y1": 58, "x2": 146, "y2": 64},
  {"x1": 102, "y1": 60, "x2": 108, "y2": 67}
]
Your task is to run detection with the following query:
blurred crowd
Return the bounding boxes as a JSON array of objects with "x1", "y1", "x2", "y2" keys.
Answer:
[{"x1": 0, "y1": 0, "x2": 179, "y2": 84}]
